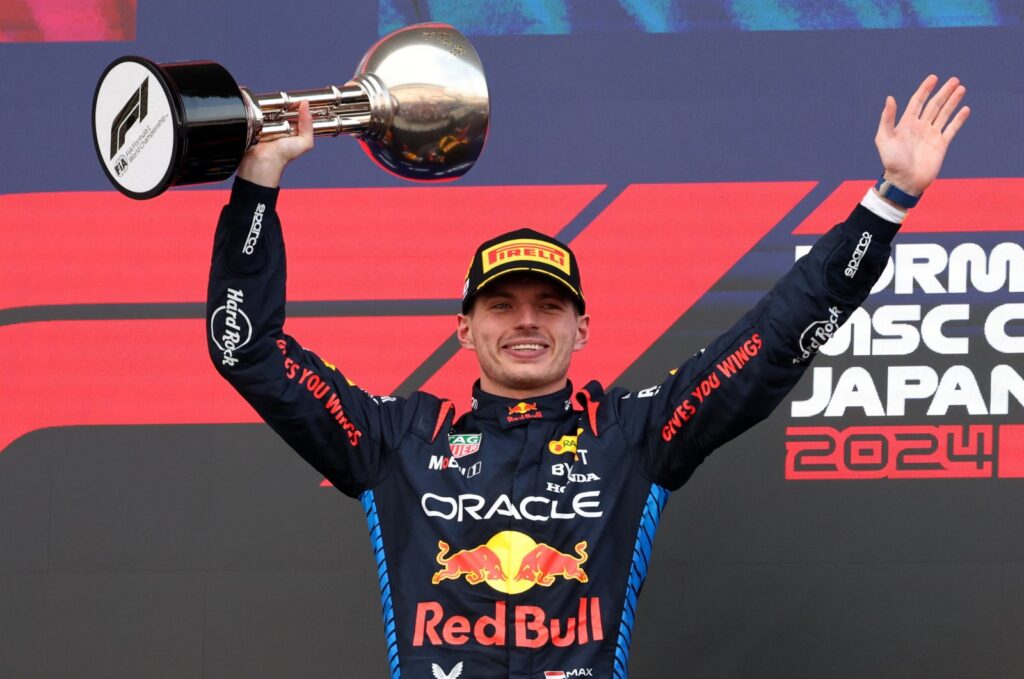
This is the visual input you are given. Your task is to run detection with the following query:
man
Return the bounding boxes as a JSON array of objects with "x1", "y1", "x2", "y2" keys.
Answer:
[{"x1": 207, "y1": 75, "x2": 968, "y2": 678}]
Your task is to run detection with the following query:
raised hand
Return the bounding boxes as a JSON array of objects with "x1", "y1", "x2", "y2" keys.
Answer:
[
  {"x1": 237, "y1": 100, "x2": 315, "y2": 188},
  {"x1": 875, "y1": 74, "x2": 970, "y2": 197}
]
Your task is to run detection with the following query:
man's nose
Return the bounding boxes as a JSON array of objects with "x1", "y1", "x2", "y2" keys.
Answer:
[{"x1": 513, "y1": 305, "x2": 539, "y2": 328}]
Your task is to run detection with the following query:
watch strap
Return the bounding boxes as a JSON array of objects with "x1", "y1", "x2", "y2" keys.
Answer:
[{"x1": 874, "y1": 176, "x2": 922, "y2": 209}]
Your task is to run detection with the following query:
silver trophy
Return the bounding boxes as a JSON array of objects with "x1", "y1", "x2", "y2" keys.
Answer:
[{"x1": 92, "y1": 23, "x2": 489, "y2": 199}]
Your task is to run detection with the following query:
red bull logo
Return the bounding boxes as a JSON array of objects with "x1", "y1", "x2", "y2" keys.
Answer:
[
  {"x1": 432, "y1": 541, "x2": 507, "y2": 585},
  {"x1": 507, "y1": 401, "x2": 541, "y2": 423},
  {"x1": 508, "y1": 401, "x2": 538, "y2": 416},
  {"x1": 514, "y1": 541, "x2": 588, "y2": 586},
  {"x1": 431, "y1": 531, "x2": 588, "y2": 594},
  {"x1": 413, "y1": 597, "x2": 603, "y2": 648}
]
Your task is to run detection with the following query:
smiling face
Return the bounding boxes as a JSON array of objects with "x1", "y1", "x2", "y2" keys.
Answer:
[{"x1": 457, "y1": 273, "x2": 590, "y2": 399}]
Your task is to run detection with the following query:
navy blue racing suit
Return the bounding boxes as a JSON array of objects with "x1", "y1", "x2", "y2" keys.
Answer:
[{"x1": 207, "y1": 178, "x2": 898, "y2": 678}]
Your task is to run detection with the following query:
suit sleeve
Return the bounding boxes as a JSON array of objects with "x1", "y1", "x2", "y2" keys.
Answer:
[
  {"x1": 206, "y1": 178, "x2": 409, "y2": 497},
  {"x1": 620, "y1": 203, "x2": 898, "y2": 490}
]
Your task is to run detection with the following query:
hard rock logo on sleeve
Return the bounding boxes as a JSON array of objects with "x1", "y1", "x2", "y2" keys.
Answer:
[
  {"x1": 794, "y1": 306, "x2": 842, "y2": 364},
  {"x1": 210, "y1": 288, "x2": 252, "y2": 366}
]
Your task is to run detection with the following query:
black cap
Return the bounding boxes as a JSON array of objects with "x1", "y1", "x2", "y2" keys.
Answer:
[{"x1": 461, "y1": 228, "x2": 585, "y2": 314}]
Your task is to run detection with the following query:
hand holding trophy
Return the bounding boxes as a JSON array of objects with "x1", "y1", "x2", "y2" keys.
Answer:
[{"x1": 92, "y1": 23, "x2": 489, "y2": 199}]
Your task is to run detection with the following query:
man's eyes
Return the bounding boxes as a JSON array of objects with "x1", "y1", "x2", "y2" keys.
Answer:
[{"x1": 486, "y1": 301, "x2": 567, "y2": 311}]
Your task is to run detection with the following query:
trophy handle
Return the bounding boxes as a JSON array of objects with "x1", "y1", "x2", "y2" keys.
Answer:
[{"x1": 240, "y1": 84, "x2": 373, "y2": 145}]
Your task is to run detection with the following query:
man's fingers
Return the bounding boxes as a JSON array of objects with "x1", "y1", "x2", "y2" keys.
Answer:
[
  {"x1": 942, "y1": 106, "x2": 971, "y2": 142},
  {"x1": 876, "y1": 95, "x2": 896, "y2": 139},
  {"x1": 922, "y1": 77, "x2": 960, "y2": 124},
  {"x1": 297, "y1": 100, "x2": 314, "y2": 140},
  {"x1": 900, "y1": 74, "x2": 938, "y2": 124},
  {"x1": 934, "y1": 84, "x2": 966, "y2": 129},
  {"x1": 291, "y1": 100, "x2": 315, "y2": 157}
]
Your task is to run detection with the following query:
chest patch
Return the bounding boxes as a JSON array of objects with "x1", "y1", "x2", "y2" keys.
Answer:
[
  {"x1": 448, "y1": 433, "x2": 482, "y2": 458},
  {"x1": 548, "y1": 428, "x2": 584, "y2": 461}
]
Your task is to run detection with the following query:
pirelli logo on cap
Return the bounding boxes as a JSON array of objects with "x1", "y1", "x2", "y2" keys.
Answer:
[{"x1": 482, "y1": 239, "x2": 571, "y2": 275}]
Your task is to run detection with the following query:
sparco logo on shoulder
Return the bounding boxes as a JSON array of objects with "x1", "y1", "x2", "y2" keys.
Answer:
[
  {"x1": 210, "y1": 288, "x2": 253, "y2": 366},
  {"x1": 794, "y1": 306, "x2": 842, "y2": 364}
]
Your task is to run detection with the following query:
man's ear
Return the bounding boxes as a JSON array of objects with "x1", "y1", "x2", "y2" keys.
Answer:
[
  {"x1": 456, "y1": 313, "x2": 476, "y2": 350},
  {"x1": 573, "y1": 314, "x2": 590, "y2": 352}
]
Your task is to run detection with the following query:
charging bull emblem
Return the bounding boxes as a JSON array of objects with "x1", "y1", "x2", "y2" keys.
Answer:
[
  {"x1": 432, "y1": 541, "x2": 507, "y2": 585},
  {"x1": 513, "y1": 541, "x2": 589, "y2": 586},
  {"x1": 507, "y1": 401, "x2": 542, "y2": 423},
  {"x1": 432, "y1": 532, "x2": 589, "y2": 594}
]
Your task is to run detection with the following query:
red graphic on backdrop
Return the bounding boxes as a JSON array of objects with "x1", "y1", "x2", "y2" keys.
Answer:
[
  {"x1": 0, "y1": 0, "x2": 135, "y2": 42},
  {"x1": 792, "y1": 178, "x2": 1024, "y2": 234},
  {"x1": 4, "y1": 179, "x2": 1019, "y2": 468},
  {"x1": 0, "y1": 184, "x2": 600, "y2": 453},
  {"x1": 0, "y1": 185, "x2": 602, "y2": 310},
  {"x1": 0, "y1": 182, "x2": 802, "y2": 455}
]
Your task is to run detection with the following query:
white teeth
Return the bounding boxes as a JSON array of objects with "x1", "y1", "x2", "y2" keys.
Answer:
[{"x1": 509, "y1": 344, "x2": 543, "y2": 351}]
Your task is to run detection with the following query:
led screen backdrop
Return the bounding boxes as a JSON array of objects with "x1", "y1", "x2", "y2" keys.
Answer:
[
  {"x1": 0, "y1": 1, "x2": 1022, "y2": 677},
  {"x1": 380, "y1": 0, "x2": 1020, "y2": 34},
  {"x1": 0, "y1": 0, "x2": 135, "y2": 42}
]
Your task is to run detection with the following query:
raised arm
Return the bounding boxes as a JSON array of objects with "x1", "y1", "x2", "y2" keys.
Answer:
[
  {"x1": 206, "y1": 102, "x2": 411, "y2": 497},
  {"x1": 875, "y1": 74, "x2": 969, "y2": 202},
  {"x1": 620, "y1": 75, "x2": 970, "y2": 490}
]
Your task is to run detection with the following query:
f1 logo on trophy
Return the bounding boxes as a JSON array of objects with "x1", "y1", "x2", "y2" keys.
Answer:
[{"x1": 91, "y1": 23, "x2": 490, "y2": 199}]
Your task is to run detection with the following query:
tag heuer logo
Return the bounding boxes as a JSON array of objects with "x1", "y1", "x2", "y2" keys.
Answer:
[{"x1": 448, "y1": 433, "x2": 482, "y2": 458}]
